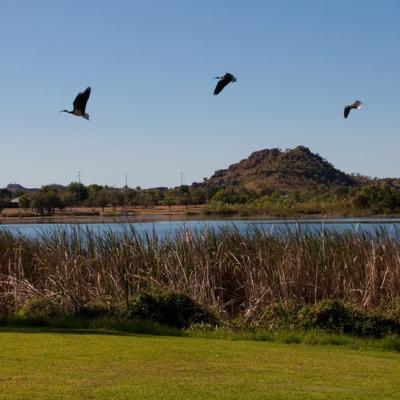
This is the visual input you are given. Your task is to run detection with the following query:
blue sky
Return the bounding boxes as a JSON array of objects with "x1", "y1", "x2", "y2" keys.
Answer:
[{"x1": 1, "y1": 0, "x2": 399, "y2": 188}]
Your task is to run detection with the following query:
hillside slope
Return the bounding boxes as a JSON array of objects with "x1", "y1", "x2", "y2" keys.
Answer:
[{"x1": 206, "y1": 146, "x2": 358, "y2": 191}]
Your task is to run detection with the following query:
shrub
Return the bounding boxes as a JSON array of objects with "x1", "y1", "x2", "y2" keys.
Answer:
[
  {"x1": 259, "y1": 302, "x2": 302, "y2": 331},
  {"x1": 124, "y1": 292, "x2": 217, "y2": 328},
  {"x1": 378, "y1": 297, "x2": 400, "y2": 322},
  {"x1": 77, "y1": 298, "x2": 114, "y2": 318},
  {"x1": 16, "y1": 298, "x2": 64, "y2": 321},
  {"x1": 298, "y1": 300, "x2": 400, "y2": 338}
]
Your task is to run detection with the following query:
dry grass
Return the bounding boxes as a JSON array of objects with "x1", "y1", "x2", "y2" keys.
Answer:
[{"x1": 1, "y1": 226, "x2": 400, "y2": 317}]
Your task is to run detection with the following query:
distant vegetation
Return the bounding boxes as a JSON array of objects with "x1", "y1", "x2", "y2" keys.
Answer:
[
  {"x1": 205, "y1": 183, "x2": 400, "y2": 217},
  {"x1": 2, "y1": 145, "x2": 400, "y2": 217}
]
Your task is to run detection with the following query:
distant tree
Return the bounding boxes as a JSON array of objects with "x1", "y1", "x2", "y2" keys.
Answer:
[
  {"x1": 29, "y1": 191, "x2": 63, "y2": 215},
  {"x1": 164, "y1": 198, "x2": 174, "y2": 211},
  {"x1": 94, "y1": 190, "x2": 109, "y2": 211},
  {"x1": 41, "y1": 185, "x2": 59, "y2": 193},
  {"x1": 0, "y1": 189, "x2": 12, "y2": 201},
  {"x1": 125, "y1": 188, "x2": 139, "y2": 206},
  {"x1": 88, "y1": 184, "x2": 103, "y2": 197},
  {"x1": 176, "y1": 185, "x2": 191, "y2": 209},
  {"x1": 164, "y1": 191, "x2": 177, "y2": 211},
  {"x1": 18, "y1": 195, "x2": 30, "y2": 210},
  {"x1": 190, "y1": 187, "x2": 207, "y2": 204},
  {"x1": 107, "y1": 189, "x2": 124, "y2": 210},
  {"x1": 86, "y1": 184, "x2": 103, "y2": 207},
  {"x1": 67, "y1": 182, "x2": 88, "y2": 204},
  {"x1": 46, "y1": 192, "x2": 64, "y2": 213},
  {"x1": 60, "y1": 191, "x2": 75, "y2": 209},
  {"x1": 211, "y1": 188, "x2": 253, "y2": 205},
  {"x1": 30, "y1": 193, "x2": 46, "y2": 215}
]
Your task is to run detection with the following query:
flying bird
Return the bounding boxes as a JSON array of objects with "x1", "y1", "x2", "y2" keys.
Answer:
[
  {"x1": 213, "y1": 73, "x2": 237, "y2": 95},
  {"x1": 344, "y1": 100, "x2": 364, "y2": 119},
  {"x1": 60, "y1": 87, "x2": 91, "y2": 120}
]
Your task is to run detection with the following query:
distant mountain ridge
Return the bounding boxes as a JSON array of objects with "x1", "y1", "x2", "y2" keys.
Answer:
[
  {"x1": 3, "y1": 146, "x2": 397, "y2": 194},
  {"x1": 6, "y1": 183, "x2": 37, "y2": 193},
  {"x1": 205, "y1": 146, "x2": 358, "y2": 192},
  {"x1": 5, "y1": 183, "x2": 66, "y2": 193}
]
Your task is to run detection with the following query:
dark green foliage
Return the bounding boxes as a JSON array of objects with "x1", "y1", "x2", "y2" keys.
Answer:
[
  {"x1": 124, "y1": 292, "x2": 217, "y2": 328},
  {"x1": 205, "y1": 183, "x2": 400, "y2": 217},
  {"x1": 353, "y1": 184, "x2": 400, "y2": 212},
  {"x1": 258, "y1": 302, "x2": 302, "y2": 331},
  {"x1": 298, "y1": 300, "x2": 400, "y2": 338},
  {"x1": 259, "y1": 301, "x2": 400, "y2": 338},
  {"x1": 211, "y1": 188, "x2": 255, "y2": 204},
  {"x1": 77, "y1": 298, "x2": 114, "y2": 318},
  {"x1": 16, "y1": 298, "x2": 64, "y2": 322},
  {"x1": 67, "y1": 182, "x2": 89, "y2": 203}
]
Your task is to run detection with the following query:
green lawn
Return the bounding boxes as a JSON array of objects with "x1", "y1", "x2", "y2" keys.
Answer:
[{"x1": 1, "y1": 331, "x2": 400, "y2": 399}]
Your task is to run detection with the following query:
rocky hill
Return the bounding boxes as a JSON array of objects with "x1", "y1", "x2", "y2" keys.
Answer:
[
  {"x1": 205, "y1": 146, "x2": 358, "y2": 192},
  {"x1": 6, "y1": 183, "x2": 37, "y2": 193}
]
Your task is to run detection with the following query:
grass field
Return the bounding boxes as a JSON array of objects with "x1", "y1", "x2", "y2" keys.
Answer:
[{"x1": 1, "y1": 331, "x2": 400, "y2": 399}]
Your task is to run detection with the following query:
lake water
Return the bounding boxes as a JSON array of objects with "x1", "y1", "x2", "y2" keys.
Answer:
[{"x1": 2, "y1": 218, "x2": 400, "y2": 238}]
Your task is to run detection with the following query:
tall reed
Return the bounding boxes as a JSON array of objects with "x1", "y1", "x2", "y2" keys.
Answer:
[{"x1": 1, "y1": 225, "x2": 400, "y2": 318}]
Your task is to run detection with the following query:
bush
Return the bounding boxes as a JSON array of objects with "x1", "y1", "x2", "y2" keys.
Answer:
[
  {"x1": 378, "y1": 297, "x2": 400, "y2": 322},
  {"x1": 260, "y1": 302, "x2": 302, "y2": 331},
  {"x1": 124, "y1": 292, "x2": 217, "y2": 328},
  {"x1": 16, "y1": 298, "x2": 64, "y2": 322},
  {"x1": 77, "y1": 298, "x2": 114, "y2": 318},
  {"x1": 298, "y1": 300, "x2": 400, "y2": 338}
]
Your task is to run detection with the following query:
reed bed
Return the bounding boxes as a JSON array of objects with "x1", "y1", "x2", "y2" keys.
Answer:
[{"x1": 1, "y1": 225, "x2": 400, "y2": 318}]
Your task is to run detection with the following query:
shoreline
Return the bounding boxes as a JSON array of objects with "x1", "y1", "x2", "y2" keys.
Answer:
[
  {"x1": 2, "y1": 205, "x2": 400, "y2": 226},
  {"x1": 2, "y1": 213, "x2": 400, "y2": 225}
]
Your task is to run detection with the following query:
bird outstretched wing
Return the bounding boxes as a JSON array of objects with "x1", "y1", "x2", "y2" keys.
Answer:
[
  {"x1": 214, "y1": 79, "x2": 229, "y2": 95},
  {"x1": 344, "y1": 106, "x2": 352, "y2": 119},
  {"x1": 73, "y1": 87, "x2": 91, "y2": 113},
  {"x1": 213, "y1": 73, "x2": 236, "y2": 95}
]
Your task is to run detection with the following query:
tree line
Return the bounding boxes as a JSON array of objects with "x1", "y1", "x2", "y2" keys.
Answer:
[
  {"x1": 4, "y1": 182, "x2": 216, "y2": 215},
  {"x1": 2, "y1": 181, "x2": 400, "y2": 217}
]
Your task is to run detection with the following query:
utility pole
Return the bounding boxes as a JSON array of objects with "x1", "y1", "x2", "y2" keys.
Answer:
[
  {"x1": 124, "y1": 172, "x2": 128, "y2": 189},
  {"x1": 180, "y1": 172, "x2": 184, "y2": 186}
]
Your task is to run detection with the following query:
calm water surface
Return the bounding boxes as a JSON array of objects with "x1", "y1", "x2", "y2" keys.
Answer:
[{"x1": 2, "y1": 218, "x2": 400, "y2": 237}]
